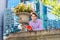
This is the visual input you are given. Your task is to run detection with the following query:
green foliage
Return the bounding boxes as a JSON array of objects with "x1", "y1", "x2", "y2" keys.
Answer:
[
  {"x1": 42, "y1": 0, "x2": 60, "y2": 18},
  {"x1": 14, "y1": 3, "x2": 33, "y2": 13}
]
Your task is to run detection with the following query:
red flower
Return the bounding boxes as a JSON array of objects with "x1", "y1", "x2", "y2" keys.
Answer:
[{"x1": 26, "y1": 25, "x2": 32, "y2": 31}]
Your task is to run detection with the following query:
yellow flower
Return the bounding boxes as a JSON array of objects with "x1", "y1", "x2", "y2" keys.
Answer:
[{"x1": 14, "y1": 2, "x2": 33, "y2": 14}]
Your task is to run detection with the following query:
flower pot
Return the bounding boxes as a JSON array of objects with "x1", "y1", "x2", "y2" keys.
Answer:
[
  {"x1": 18, "y1": 12, "x2": 31, "y2": 32},
  {"x1": 18, "y1": 12, "x2": 31, "y2": 24}
]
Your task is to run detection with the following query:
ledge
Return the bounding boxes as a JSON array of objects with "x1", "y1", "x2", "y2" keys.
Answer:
[{"x1": 6, "y1": 29, "x2": 60, "y2": 40}]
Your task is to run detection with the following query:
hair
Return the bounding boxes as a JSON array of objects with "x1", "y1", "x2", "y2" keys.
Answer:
[{"x1": 31, "y1": 12, "x2": 37, "y2": 17}]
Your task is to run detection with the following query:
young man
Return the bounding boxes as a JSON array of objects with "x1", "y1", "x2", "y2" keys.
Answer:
[{"x1": 29, "y1": 13, "x2": 44, "y2": 31}]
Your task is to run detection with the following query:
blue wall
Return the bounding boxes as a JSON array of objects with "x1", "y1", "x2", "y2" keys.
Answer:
[{"x1": 7, "y1": 0, "x2": 20, "y2": 8}]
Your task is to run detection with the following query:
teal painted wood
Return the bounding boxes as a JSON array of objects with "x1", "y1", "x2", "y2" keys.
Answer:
[
  {"x1": 35, "y1": 0, "x2": 40, "y2": 19},
  {"x1": 43, "y1": 5, "x2": 47, "y2": 30}
]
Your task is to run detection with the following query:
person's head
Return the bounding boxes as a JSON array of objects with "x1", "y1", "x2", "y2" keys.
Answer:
[{"x1": 31, "y1": 12, "x2": 37, "y2": 21}]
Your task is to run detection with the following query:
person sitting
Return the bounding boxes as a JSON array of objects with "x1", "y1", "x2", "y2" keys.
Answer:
[{"x1": 29, "y1": 12, "x2": 44, "y2": 31}]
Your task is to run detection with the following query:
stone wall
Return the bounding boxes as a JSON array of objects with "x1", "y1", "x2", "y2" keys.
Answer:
[{"x1": 6, "y1": 29, "x2": 60, "y2": 40}]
